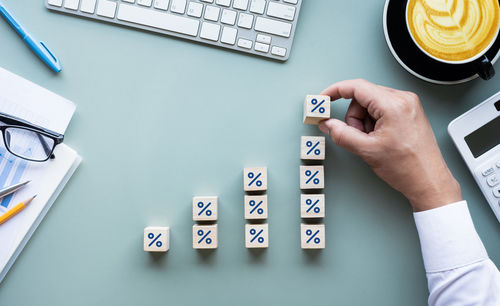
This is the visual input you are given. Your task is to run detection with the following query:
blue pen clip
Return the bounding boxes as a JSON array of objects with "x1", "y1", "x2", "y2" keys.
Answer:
[{"x1": 24, "y1": 36, "x2": 62, "y2": 73}]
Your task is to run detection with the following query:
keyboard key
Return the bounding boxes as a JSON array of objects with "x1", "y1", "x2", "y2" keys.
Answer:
[
  {"x1": 204, "y1": 6, "x2": 221, "y2": 21},
  {"x1": 171, "y1": 0, "x2": 187, "y2": 13},
  {"x1": 237, "y1": 38, "x2": 252, "y2": 49},
  {"x1": 97, "y1": 0, "x2": 117, "y2": 18},
  {"x1": 266, "y1": 2, "x2": 295, "y2": 21},
  {"x1": 497, "y1": 160, "x2": 500, "y2": 168},
  {"x1": 137, "y1": 0, "x2": 153, "y2": 7},
  {"x1": 237, "y1": 13, "x2": 254, "y2": 29},
  {"x1": 482, "y1": 167, "x2": 495, "y2": 177},
  {"x1": 271, "y1": 46, "x2": 286, "y2": 56},
  {"x1": 200, "y1": 22, "x2": 221, "y2": 41},
  {"x1": 254, "y1": 17, "x2": 292, "y2": 37},
  {"x1": 64, "y1": 0, "x2": 80, "y2": 10},
  {"x1": 233, "y1": 0, "x2": 248, "y2": 10},
  {"x1": 80, "y1": 0, "x2": 97, "y2": 13},
  {"x1": 154, "y1": 0, "x2": 170, "y2": 10},
  {"x1": 117, "y1": 3, "x2": 200, "y2": 36},
  {"x1": 221, "y1": 9, "x2": 237, "y2": 25},
  {"x1": 221, "y1": 26, "x2": 237, "y2": 45},
  {"x1": 216, "y1": 0, "x2": 231, "y2": 7},
  {"x1": 254, "y1": 42, "x2": 269, "y2": 53},
  {"x1": 187, "y1": 2, "x2": 203, "y2": 17},
  {"x1": 256, "y1": 34, "x2": 271, "y2": 44},
  {"x1": 249, "y1": 0, "x2": 266, "y2": 14},
  {"x1": 487, "y1": 175, "x2": 500, "y2": 187},
  {"x1": 494, "y1": 186, "x2": 500, "y2": 198},
  {"x1": 46, "y1": 0, "x2": 301, "y2": 61},
  {"x1": 48, "y1": 0, "x2": 63, "y2": 7}
]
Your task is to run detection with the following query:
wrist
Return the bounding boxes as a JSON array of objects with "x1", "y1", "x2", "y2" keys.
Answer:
[{"x1": 407, "y1": 176, "x2": 463, "y2": 212}]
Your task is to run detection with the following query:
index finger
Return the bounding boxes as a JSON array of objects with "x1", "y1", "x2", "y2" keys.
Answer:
[{"x1": 320, "y1": 79, "x2": 389, "y2": 119}]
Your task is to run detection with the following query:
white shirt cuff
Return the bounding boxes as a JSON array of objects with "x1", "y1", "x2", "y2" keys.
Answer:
[{"x1": 413, "y1": 201, "x2": 489, "y2": 273}]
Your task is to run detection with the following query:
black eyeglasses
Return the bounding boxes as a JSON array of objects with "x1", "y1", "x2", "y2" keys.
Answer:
[{"x1": 0, "y1": 112, "x2": 64, "y2": 162}]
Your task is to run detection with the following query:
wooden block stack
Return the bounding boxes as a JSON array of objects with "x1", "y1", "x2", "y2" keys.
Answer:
[
  {"x1": 243, "y1": 167, "x2": 269, "y2": 248},
  {"x1": 192, "y1": 196, "x2": 218, "y2": 249},
  {"x1": 300, "y1": 95, "x2": 329, "y2": 249}
]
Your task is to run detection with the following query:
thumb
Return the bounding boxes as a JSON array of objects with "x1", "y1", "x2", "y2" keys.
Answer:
[{"x1": 319, "y1": 119, "x2": 375, "y2": 156}]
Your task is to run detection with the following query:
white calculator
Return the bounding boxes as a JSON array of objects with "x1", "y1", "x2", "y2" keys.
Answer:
[{"x1": 449, "y1": 92, "x2": 500, "y2": 223}]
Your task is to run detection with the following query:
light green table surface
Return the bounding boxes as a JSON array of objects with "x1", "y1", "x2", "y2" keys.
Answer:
[{"x1": 0, "y1": 1, "x2": 499, "y2": 305}]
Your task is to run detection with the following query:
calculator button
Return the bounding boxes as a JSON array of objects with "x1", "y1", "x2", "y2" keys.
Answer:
[
  {"x1": 487, "y1": 175, "x2": 500, "y2": 187},
  {"x1": 497, "y1": 161, "x2": 500, "y2": 168},
  {"x1": 482, "y1": 167, "x2": 495, "y2": 177},
  {"x1": 494, "y1": 187, "x2": 500, "y2": 198}
]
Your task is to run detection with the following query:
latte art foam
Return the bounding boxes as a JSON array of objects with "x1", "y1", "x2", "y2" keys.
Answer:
[{"x1": 407, "y1": 0, "x2": 500, "y2": 62}]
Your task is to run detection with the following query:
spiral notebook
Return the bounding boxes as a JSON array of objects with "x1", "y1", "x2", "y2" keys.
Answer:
[{"x1": 0, "y1": 67, "x2": 81, "y2": 283}]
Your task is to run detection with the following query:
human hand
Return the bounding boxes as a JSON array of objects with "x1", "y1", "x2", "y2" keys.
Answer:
[{"x1": 318, "y1": 79, "x2": 462, "y2": 212}]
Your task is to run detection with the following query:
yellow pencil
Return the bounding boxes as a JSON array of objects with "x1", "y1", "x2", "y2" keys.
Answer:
[{"x1": 0, "y1": 195, "x2": 37, "y2": 225}]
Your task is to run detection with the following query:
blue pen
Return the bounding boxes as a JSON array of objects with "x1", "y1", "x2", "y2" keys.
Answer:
[{"x1": 0, "y1": 0, "x2": 62, "y2": 73}]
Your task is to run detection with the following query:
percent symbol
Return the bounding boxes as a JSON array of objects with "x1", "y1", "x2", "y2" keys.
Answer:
[
  {"x1": 306, "y1": 141, "x2": 321, "y2": 156},
  {"x1": 247, "y1": 172, "x2": 263, "y2": 187},
  {"x1": 147, "y1": 233, "x2": 163, "y2": 248},
  {"x1": 197, "y1": 201, "x2": 212, "y2": 216},
  {"x1": 306, "y1": 199, "x2": 321, "y2": 213},
  {"x1": 197, "y1": 230, "x2": 213, "y2": 244},
  {"x1": 249, "y1": 200, "x2": 264, "y2": 215},
  {"x1": 250, "y1": 228, "x2": 265, "y2": 243},
  {"x1": 306, "y1": 229, "x2": 321, "y2": 244},
  {"x1": 305, "y1": 170, "x2": 320, "y2": 185},
  {"x1": 311, "y1": 98, "x2": 326, "y2": 113}
]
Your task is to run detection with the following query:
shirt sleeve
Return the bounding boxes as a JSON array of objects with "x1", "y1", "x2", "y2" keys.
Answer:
[{"x1": 414, "y1": 201, "x2": 500, "y2": 306}]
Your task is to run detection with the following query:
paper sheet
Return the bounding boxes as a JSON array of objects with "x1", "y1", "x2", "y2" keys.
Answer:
[{"x1": 0, "y1": 67, "x2": 77, "y2": 277}]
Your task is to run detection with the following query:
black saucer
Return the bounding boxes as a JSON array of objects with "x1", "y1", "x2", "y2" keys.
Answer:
[{"x1": 383, "y1": 0, "x2": 500, "y2": 84}]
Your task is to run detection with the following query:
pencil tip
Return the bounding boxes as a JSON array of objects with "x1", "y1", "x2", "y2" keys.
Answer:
[{"x1": 24, "y1": 195, "x2": 37, "y2": 205}]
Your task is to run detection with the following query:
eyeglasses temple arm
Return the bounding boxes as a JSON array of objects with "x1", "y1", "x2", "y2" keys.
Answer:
[{"x1": 36, "y1": 133, "x2": 54, "y2": 159}]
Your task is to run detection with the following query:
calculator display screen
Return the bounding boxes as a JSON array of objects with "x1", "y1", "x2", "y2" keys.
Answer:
[{"x1": 465, "y1": 116, "x2": 500, "y2": 158}]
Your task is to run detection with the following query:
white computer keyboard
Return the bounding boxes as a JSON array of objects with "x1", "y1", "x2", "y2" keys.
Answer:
[{"x1": 45, "y1": 0, "x2": 302, "y2": 61}]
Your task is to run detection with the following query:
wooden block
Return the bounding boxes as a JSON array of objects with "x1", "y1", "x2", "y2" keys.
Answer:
[
  {"x1": 300, "y1": 165, "x2": 324, "y2": 189},
  {"x1": 244, "y1": 195, "x2": 268, "y2": 220},
  {"x1": 193, "y1": 224, "x2": 218, "y2": 249},
  {"x1": 193, "y1": 196, "x2": 218, "y2": 221},
  {"x1": 144, "y1": 226, "x2": 169, "y2": 252},
  {"x1": 301, "y1": 223, "x2": 325, "y2": 249},
  {"x1": 301, "y1": 194, "x2": 325, "y2": 218},
  {"x1": 303, "y1": 95, "x2": 331, "y2": 125},
  {"x1": 301, "y1": 136, "x2": 326, "y2": 160},
  {"x1": 243, "y1": 167, "x2": 267, "y2": 192},
  {"x1": 245, "y1": 223, "x2": 268, "y2": 248}
]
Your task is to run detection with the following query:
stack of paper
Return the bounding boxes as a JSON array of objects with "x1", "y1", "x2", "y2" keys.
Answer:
[{"x1": 0, "y1": 67, "x2": 81, "y2": 283}]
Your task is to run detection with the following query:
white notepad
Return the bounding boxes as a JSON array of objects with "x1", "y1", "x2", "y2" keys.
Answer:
[{"x1": 0, "y1": 67, "x2": 81, "y2": 283}]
